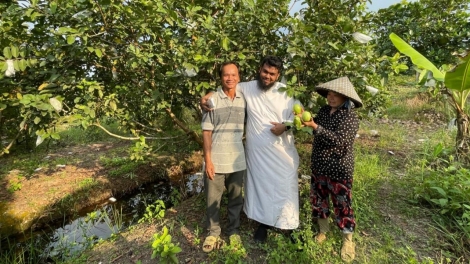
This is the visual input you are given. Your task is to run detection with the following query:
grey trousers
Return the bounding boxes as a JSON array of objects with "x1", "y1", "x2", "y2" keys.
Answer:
[{"x1": 205, "y1": 170, "x2": 244, "y2": 237}]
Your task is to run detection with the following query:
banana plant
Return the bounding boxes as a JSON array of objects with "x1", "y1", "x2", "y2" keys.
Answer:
[{"x1": 390, "y1": 33, "x2": 470, "y2": 159}]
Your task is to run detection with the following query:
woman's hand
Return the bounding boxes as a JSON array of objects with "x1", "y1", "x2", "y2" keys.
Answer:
[{"x1": 297, "y1": 112, "x2": 318, "y2": 130}]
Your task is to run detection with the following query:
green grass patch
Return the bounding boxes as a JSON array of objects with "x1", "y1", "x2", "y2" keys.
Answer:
[
  {"x1": 58, "y1": 123, "x2": 123, "y2": 145},
  {"x1": 99, "y1": 156, "x2": 142, "y2": 178}
]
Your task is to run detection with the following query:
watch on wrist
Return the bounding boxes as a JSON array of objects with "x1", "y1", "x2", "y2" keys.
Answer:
[{"x1": 282, "y1": 122, "x2": 292, "y2": 131}]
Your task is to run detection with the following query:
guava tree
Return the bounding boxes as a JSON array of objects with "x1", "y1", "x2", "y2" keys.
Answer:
[
  {"x1": 1, "y1": 0, "x2": 390, "y2": 157},
  {"x1": 371, "y1": 0, "x2": 470, "y2": 66},
  {"x1": 390, "y1": 33, "x2": 470, "y2": 159},
  {"x1": 0, "y1": 0, "x2": 292, "y2": 157},
  {"x1": 281, "y1": 0, "x2": 393, "y2": 114}
]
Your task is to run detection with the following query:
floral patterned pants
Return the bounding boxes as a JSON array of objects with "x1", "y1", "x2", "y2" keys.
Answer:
[{"x1": 310, "y1": 172, "x2": 355, "y2": 233}]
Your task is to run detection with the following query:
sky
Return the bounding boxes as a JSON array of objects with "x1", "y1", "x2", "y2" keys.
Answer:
[
  {"x1": 368, "y1": 0, "x2": 407, "y2": 11},
  {"x1": 290, "y1": 0, "x2": 413, "y2": 14}
]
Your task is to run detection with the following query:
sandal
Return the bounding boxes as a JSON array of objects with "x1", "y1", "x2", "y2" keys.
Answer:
[
  {"x1": 202, "y1": 236, "x2": 219, "y2": 253},
  {"x1": 253, "y1": 224, "x2": 270, "y2": 243}
]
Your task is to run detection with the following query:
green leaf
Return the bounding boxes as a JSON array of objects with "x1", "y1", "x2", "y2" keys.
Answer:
[
  {"x1": 418, "y1": 69, "x2": 428, "y2": 84},
  {"x1": 29, "y1": 58, "x2": 38, "y2": 66},
  {"x1": 49, "y1": 98, "x2": 62, "y2": 111},
  {"x1": 67, "y1": 36, "x2": 75, "y2": 45},
  {"x1": 13, "y1": 60, "x2": 20, "y2": 71},
  {"x1": 221, "y1": 37, "x2": 229, "y2": 51},
  {"x1": 34, "y1": 117, "x2": 41, "y2": 124},
  {"x1": 3, "y1": 47, "x2": 11, "y2": 59},
  {"x1": 11, "y1": 46, "x2": 19, "y2": 58},
  {"x1": 170, "y1": 254, "x2": 178, "y2": 263},
  {"x1": 290, "y1": 75, "x2": 297, "y2": 84},
  {"x1": 0, "y1": 61, "x2": 6, "y2": 71},
  {"x1": 58, "y1": 27, "x2": 71, "y2": 34},
  {"x1": 19, "y1": 47, "x2": 27, "y2": 57},
  {"x1": 95, "y1": 49, "x2": 103, "y2": 58},
  {"x1": 170, "y1": 246, "x2": 182, "y2": 254},
  {"x1": 389, "y1": 33, "x2": 445, "y2": 81},
  {"x1": 50, "y1": 2, "x2": 57, "y2": 14},
  {"x1": 445, "y1": 56, "x2": 470, "y2": 93},
  {"x1": 110, "y1": 101, "x2": 117, "y2": 111},
  {"x1": 438, "y1": 198, "x2": 448, "y2": 207},
  {"x1": 19, "y1": 59, "x2": 27, "y2": 71},
  {"x1": 328, "y1": 42, "x2": 339, "y2": 50},
  {"x1": 87, "y1": 47, "x2": 94, "y2": 52},
  {"x1": 300, "y1": 126, "x2": 313, "y2": 135},
  {"x1": 431, "y1": 186, "x2": 447, "y2": 197}
]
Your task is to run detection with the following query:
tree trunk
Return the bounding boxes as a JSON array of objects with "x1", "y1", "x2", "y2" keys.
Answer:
[
  {"x1": 165, "y1": 108, "x2": 203, "y2": 147},
  {"x1": 455, "y1": 110, "x2": 470, "y2": 161}
]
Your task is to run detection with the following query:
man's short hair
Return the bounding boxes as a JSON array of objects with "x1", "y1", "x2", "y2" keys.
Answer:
[
  {"x1": 219, "y1": 61, "x2": 240, "y2": 78},
  {"x1": 260, "y1": 56, "x2": 283, "y2": 73}
]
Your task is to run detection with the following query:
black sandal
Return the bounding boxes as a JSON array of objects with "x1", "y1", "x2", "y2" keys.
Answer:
[{"x1": 253, "y1": 223, "x2": 270, "y2": 243}]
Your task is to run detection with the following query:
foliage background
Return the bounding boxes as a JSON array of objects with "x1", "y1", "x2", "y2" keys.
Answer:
[{"x1": 1, "y1": 0, "x2": 397, "y2": 155}]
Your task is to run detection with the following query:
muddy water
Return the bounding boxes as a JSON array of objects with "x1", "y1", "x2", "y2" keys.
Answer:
[{"x1": 5, "y1": 172, "x2": 205, "y2": 262}]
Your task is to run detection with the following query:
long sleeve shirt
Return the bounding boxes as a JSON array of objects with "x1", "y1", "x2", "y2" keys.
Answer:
[{"x1": 310, "y1": 105, "x2": 359, "y2": 181}]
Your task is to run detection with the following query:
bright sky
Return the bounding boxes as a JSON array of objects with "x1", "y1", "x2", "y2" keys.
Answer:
[
  {"x1": 368, "y1": 0, "x2": 407, "y2": 11},
  {"x1": 290, "y1": 0, "x2": 413, "y2": 14}
]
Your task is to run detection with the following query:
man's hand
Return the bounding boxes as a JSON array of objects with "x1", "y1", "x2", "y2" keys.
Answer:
[
  {"x1": 205, "y1": 161, "x2": 215, "y2": 180},
  {"x1": 200, "y1": 91, "x2": 215, "y2": 112},
  {"x1": 270, "y1": 122, "x2": 286, "y2": 136}
]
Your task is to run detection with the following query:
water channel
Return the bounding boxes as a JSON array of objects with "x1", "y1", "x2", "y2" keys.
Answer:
[{"x1": 3, "y1": 172, "x2": 204, "y2": 262}]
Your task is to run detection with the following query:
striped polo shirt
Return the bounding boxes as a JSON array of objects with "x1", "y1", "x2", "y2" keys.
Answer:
[{"x1": 201, "y1": 88, "x2": 246, "y2": 173}]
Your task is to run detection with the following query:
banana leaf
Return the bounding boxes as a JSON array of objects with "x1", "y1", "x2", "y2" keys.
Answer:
[{"x1": 389, "y1": 33, "x2": 445, "y2": 82}]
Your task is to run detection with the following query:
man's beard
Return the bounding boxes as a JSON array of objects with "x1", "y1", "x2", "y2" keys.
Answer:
[{"x1": 257, "y1": 78, "x2": 276, "y2": 91}]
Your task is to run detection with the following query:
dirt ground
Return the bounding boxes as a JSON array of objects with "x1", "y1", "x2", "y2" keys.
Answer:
[
  {"x1": 81, "y1": 118, "x2": 454, "y2": 264},
  {"x1": 1, "y1": 112, "x2": 460, "y2": 263},
  {"x1": 0, "y1": 141, "x2": 203, "y2": 237}
]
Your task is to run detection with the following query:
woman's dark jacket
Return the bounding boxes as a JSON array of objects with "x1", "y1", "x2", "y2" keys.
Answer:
[{"x1": 310, "y1": 105, "x2": 359, "y2": 181}]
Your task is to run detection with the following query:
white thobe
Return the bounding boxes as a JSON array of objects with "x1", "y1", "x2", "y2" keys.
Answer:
[{"x1": 239, "y1": 80, "x2": 300, "y2": 229}]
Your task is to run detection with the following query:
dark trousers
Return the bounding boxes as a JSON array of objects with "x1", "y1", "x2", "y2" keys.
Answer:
[
  {"x1": 205, "y1": 170, "x2": 244, "y2": 237},
  {"x1": 310, "y1": 172, "x2": 355, "y2": 233}
]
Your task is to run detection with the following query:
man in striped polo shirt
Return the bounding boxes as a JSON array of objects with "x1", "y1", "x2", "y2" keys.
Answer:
[{"x1": 201, "y1": 61, "x2": 246, "y2": 253}]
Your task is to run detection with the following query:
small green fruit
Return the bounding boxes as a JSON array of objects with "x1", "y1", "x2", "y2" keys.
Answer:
[
  {"x1": 293, "y1": 116, "x2": 302, "y2": 129},
  {"x1": 293, "y1": 104, "x2": 302, "y2": 115},
  {"x1": 302, "y1": 111, "x2": 312, "y2": 122}
]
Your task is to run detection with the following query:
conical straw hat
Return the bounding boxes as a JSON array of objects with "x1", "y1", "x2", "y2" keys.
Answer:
[{"x1": 315, "y1": 77, "x2": 363, "y2": 108}]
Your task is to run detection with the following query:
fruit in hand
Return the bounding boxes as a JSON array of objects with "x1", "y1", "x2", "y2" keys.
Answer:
[
  {"x1": 293, "y1": 104, "x2": 302, "y2": 115},
  {"x1": 293, "y1": 116, "x2": 302, "y2": 129},
  {"x1": 302, "y1": 111, "x2": 312, "y2": 122}
]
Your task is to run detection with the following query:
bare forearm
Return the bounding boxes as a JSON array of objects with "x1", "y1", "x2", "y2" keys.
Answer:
[{"x1": 202, "y1": 130, "x2": 212, "y2": 163}]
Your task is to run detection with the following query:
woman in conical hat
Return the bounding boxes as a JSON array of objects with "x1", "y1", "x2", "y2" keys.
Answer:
[{"x1": 301, "y1": 76, "x2": 361, "y2": 263}]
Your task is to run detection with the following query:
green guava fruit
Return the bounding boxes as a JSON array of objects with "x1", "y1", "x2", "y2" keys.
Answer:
[
  {"x1": 293, "y1": 116, "x2": 302, "y2": 129},
  {"x1": 293, "y1": 104, "x2": 302, "y2": 115},
  {"x1": 302, "y1": 111, "x2": 312, "y2": 122}
]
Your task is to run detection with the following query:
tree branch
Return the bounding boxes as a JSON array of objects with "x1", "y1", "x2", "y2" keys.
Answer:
[
  {"x1": 91, "y1": 123, "x2": 177, "y2": 140},
  {"x1": 0, "y1": 129, "x2": 23, "y2": 157},
  {"x1": 165, "y1": 108, "x2": 203, "y2": 147},
  {"x1": 93, "y1": 0, "x2": 109, "y2": 29}
]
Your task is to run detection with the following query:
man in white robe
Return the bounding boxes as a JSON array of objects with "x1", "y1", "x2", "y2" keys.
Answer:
[{"x1": 202, "y1": 56, "x2": 299, "y2": 243}]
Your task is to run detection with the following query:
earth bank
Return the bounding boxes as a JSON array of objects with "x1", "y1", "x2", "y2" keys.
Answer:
[{"x1": 0, "y1": 141, "x2": 203, "y2": 237}]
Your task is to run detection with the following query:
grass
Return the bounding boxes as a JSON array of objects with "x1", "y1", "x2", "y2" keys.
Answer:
[
  {"x1": 2, "y1": 75, "x2": 470, "y2": 263},
  {"x1": 0, "y1": 123, "x2": 122, "y2": 181}
]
